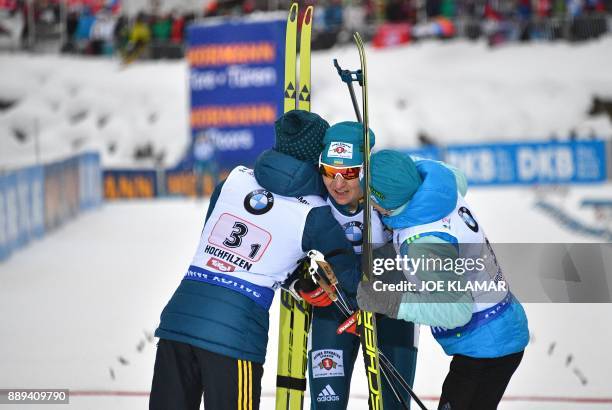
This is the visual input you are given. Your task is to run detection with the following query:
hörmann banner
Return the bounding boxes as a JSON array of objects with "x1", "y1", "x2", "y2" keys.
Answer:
[{"x1": 187, "y1": 16, "x2": 286, "y2": 173}]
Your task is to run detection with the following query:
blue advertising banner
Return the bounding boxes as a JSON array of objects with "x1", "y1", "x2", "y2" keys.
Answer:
[
  {"x1": 44, "y1": 158, "x2": 81, "y2": 231},
  {"x1": 80, "y1": 153, "x2": 102, "y2": 209},
  {"x1": 44, "y1": 161, "x2": 66, "y2": 231},
  {"x1": 15, "y1": 168, "x2": 32, "y2": 248},
  {"x1": 3, "y1": 172, "x2": 18, "y2": 254},
  {"x1": 28, "y1": 166, "x2": 45, "y2": 239},
  {"x1": 187, "y1": 16, "x2": 286, "y2": 172},
  {"x1": 445, "y1": 140, "x2": 607, "y2": 185},
  {"x1": 0, "y1": 167, "x2": 45, "y2": 262},
  {"x1": 0, "y1": 153, "x2": 100, "y2": 263},
  {"x1": 0, "y1": 174, "x2": 9, "y2": 261},
  {"x1": 399, "y1": 146, "x2": 443, "y2": 161}
]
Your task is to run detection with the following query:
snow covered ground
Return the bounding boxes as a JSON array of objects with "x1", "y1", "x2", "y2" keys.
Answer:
[
  {"x1": 1, "y1": 185, "x2": 612, "y2": 410},
  {"x1": 1, "y1": 36, "x2": 612, "y2": 170}
]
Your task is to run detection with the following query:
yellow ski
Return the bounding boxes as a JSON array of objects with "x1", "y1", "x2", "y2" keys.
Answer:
[
  {"x1": 298, "y1": 6, "x2": 313, "y2": 111},
  {"x1": 355, "y1": 32, "x2": 384, "y2": 410},
  {"x1": 276, "y1": 4, "x2": 315, "y2": 410},
  {"x1": 283, "y1": 3, "x2": 298, "y2": 113}
]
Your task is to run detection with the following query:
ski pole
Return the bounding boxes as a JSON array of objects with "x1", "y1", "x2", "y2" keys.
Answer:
[
  {"x1": 332, "y1": 291, "x2": 429, "y2": 410},
  {"x1": 313, "y1": 267, "x2": 428, "y2": 410},
  {"x1": 328, "y1": 62, "x2": 432, "y2": 408},
  {"x1": 333, "y1": 59, "x2": 363, "y2": 123},
  {"x1": 309, "y1": 261, "x2": 428, "y2": 410},
  {"x1": 380, "y1": 359, "x2": 412, "y2": 410}
]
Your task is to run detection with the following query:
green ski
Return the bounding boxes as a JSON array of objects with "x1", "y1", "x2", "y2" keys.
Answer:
[{"x1": 276, "y1": 4, "x2": 315, "y2": 410}]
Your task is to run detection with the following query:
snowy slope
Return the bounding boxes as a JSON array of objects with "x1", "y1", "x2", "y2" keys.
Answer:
[
  {"x1": 2, "y1": 36, "x2": 612, "y2": 170},
  {"x1": 1, "y1": 187, "x2": 611, "y2": 409},
  {"x1": 0, "y1": 56, "x2": 189, "y2": 170}
]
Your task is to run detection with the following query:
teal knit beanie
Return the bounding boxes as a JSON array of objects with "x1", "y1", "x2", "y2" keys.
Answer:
[
  {"x1": 274, "y1": 110, "x2": 330, "y2": 165},
  {"x1": 370, "y1": 150, "x2": 422, "y2": 210},
  {"x1": 320, "y1": 121, "x2": 375, "y2": 167}
]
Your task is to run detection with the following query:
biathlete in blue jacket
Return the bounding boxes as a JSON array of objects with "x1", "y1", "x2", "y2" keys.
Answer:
[
  {"x1": 358, "y1": 150, "x2": 530, "y2": 410},
  {"x1": 149, "y1": 110, "x2": 360, "y2": 410},
  {"x1": 305, "y1": 122, "x2": 419, "y2": 409}
]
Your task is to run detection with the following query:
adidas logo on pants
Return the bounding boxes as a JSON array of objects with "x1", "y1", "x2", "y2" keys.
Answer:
[{"x1": 317, "y1": 384, "x2": 340, "y2": 402}]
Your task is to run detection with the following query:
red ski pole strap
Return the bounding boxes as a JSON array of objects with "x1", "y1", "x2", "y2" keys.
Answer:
[{"x1": 336, "y1": 311, "x2": 360, "y2": 336}]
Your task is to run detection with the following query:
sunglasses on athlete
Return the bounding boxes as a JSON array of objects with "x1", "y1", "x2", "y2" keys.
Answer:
[{"x1": 318, "y1": 160, "x2": 363, "y2": 181}]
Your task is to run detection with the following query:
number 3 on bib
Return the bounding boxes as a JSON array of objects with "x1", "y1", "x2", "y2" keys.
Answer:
[{"x1": 209, "y1": 213, "x2": 272, "y2": 262}]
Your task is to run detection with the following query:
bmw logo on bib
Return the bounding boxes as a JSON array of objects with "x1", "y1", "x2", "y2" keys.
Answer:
[
  {"x1": 244, "y1": 189, "x2": 274, "y2": 215},
  {"x1": 343, "y1": 221, "x2": 363, "y2": 246},
  {"x1": 458, "y1": 206, "x2": 479, "y2": 232}
]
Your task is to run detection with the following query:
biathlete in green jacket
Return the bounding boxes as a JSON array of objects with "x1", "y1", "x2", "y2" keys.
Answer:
[{"x1": 149, "y1": 110, "x2": 360, "y2": 410}]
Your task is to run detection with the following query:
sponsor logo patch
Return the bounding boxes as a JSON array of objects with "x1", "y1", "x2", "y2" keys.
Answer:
[
  {"x1": 243, "y1": 189, "x2": 274, "y2": 215},
  {"x1": 236, "y1": 166, "x2": 255, "y2": 176},
  {"x1": 312, "y1": 349, "x2": 344, "y2": 379},
  {"x1": 206, "y1": 257, "x2": 235, "y2": 272},
  {"x1": 316, "y1": 384, "x2": 340, "y2": 402},
  {"x1": 343, "y1": 221, "x2": 363, "y2": 246},
  {"x1": 458, "y1": 206, "x2": 479, "y2": 232},
  {"x1": 441, "y1": 217, "x2": 451, "y2": 230},
  {"x1": 327, "y1": 142, "x2": 353, "y2": 159}
]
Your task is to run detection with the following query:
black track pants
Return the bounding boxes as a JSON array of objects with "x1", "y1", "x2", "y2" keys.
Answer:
[
  {"x1": 149, "y1": 338, "x2": 264, "y2": 410},
  {"x1": 438, "y1": 351, "x2": 524, "y2": 410}
]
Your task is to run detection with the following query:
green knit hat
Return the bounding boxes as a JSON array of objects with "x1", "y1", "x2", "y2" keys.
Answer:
[
  {"x1": 321, "y1": 121, "x2": 375, "y2": 167},
  {"x1": 370, "y1": 150, "x2": 422, "y2": 210},
  {"x1": 274, "y1": 110, "x2": 330, "y2": 165}
]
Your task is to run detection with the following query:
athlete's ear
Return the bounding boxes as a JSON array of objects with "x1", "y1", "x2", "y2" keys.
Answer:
[{"x1": 371, "y1": 201, "x2": 391, "y2": 216}]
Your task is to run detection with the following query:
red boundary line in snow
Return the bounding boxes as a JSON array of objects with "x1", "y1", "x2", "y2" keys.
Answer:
[{"x1": 68, "y1": 391, "x2": 612, "y2": 404}]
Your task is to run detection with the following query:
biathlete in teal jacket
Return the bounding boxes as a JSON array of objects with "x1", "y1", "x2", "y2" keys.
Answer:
[
  {"x1": 358, "y1": 150, "x2": 529, "y2": 410},
  {"x1": 308, "y1": 122, "x2": 418, "y2": 410},
  {"x1": 149, "y1": 110, "x2": 359, "y2": 410}
]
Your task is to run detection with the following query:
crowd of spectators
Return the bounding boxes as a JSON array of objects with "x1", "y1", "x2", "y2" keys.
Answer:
[
  {"x1": 361, "y1": 0, "x2": 612, "y2": 46},
  {"x1": 53, "y1": 5, "x2": 193, "y2": 59},
  {"x1": 62, "y1": 8, "x2": 195, "y2": 58},
  {"x1": 1, "y1": 0, "x2": 611, "y2": 56},
  {"x1": 0, "y1": 1, "x2": 195, "y2": 58}
]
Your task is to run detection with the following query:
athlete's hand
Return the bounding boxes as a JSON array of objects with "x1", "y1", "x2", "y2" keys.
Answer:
[
  {"x1": 357, "y1": 280, "x2": 402, "y2": 318},
  {"x1": 295, "y1": 277, "x2": 335, "y2": 307}
]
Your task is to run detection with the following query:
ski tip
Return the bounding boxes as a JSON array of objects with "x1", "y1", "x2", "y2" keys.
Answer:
[
  {"x1": 303, "y1": 6, "x2": 313, "y2": 25},
  {"x1": 289, "y1": 3, "x2": 298, "y2": 21}
]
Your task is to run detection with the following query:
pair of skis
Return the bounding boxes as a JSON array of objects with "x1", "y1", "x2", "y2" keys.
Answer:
[
  {"x1": 275, "y1": 4, "x2": 313, "y2": 410},
  {"x1": 275, "y1": 7, "x2": 381, "y2": 407}
]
